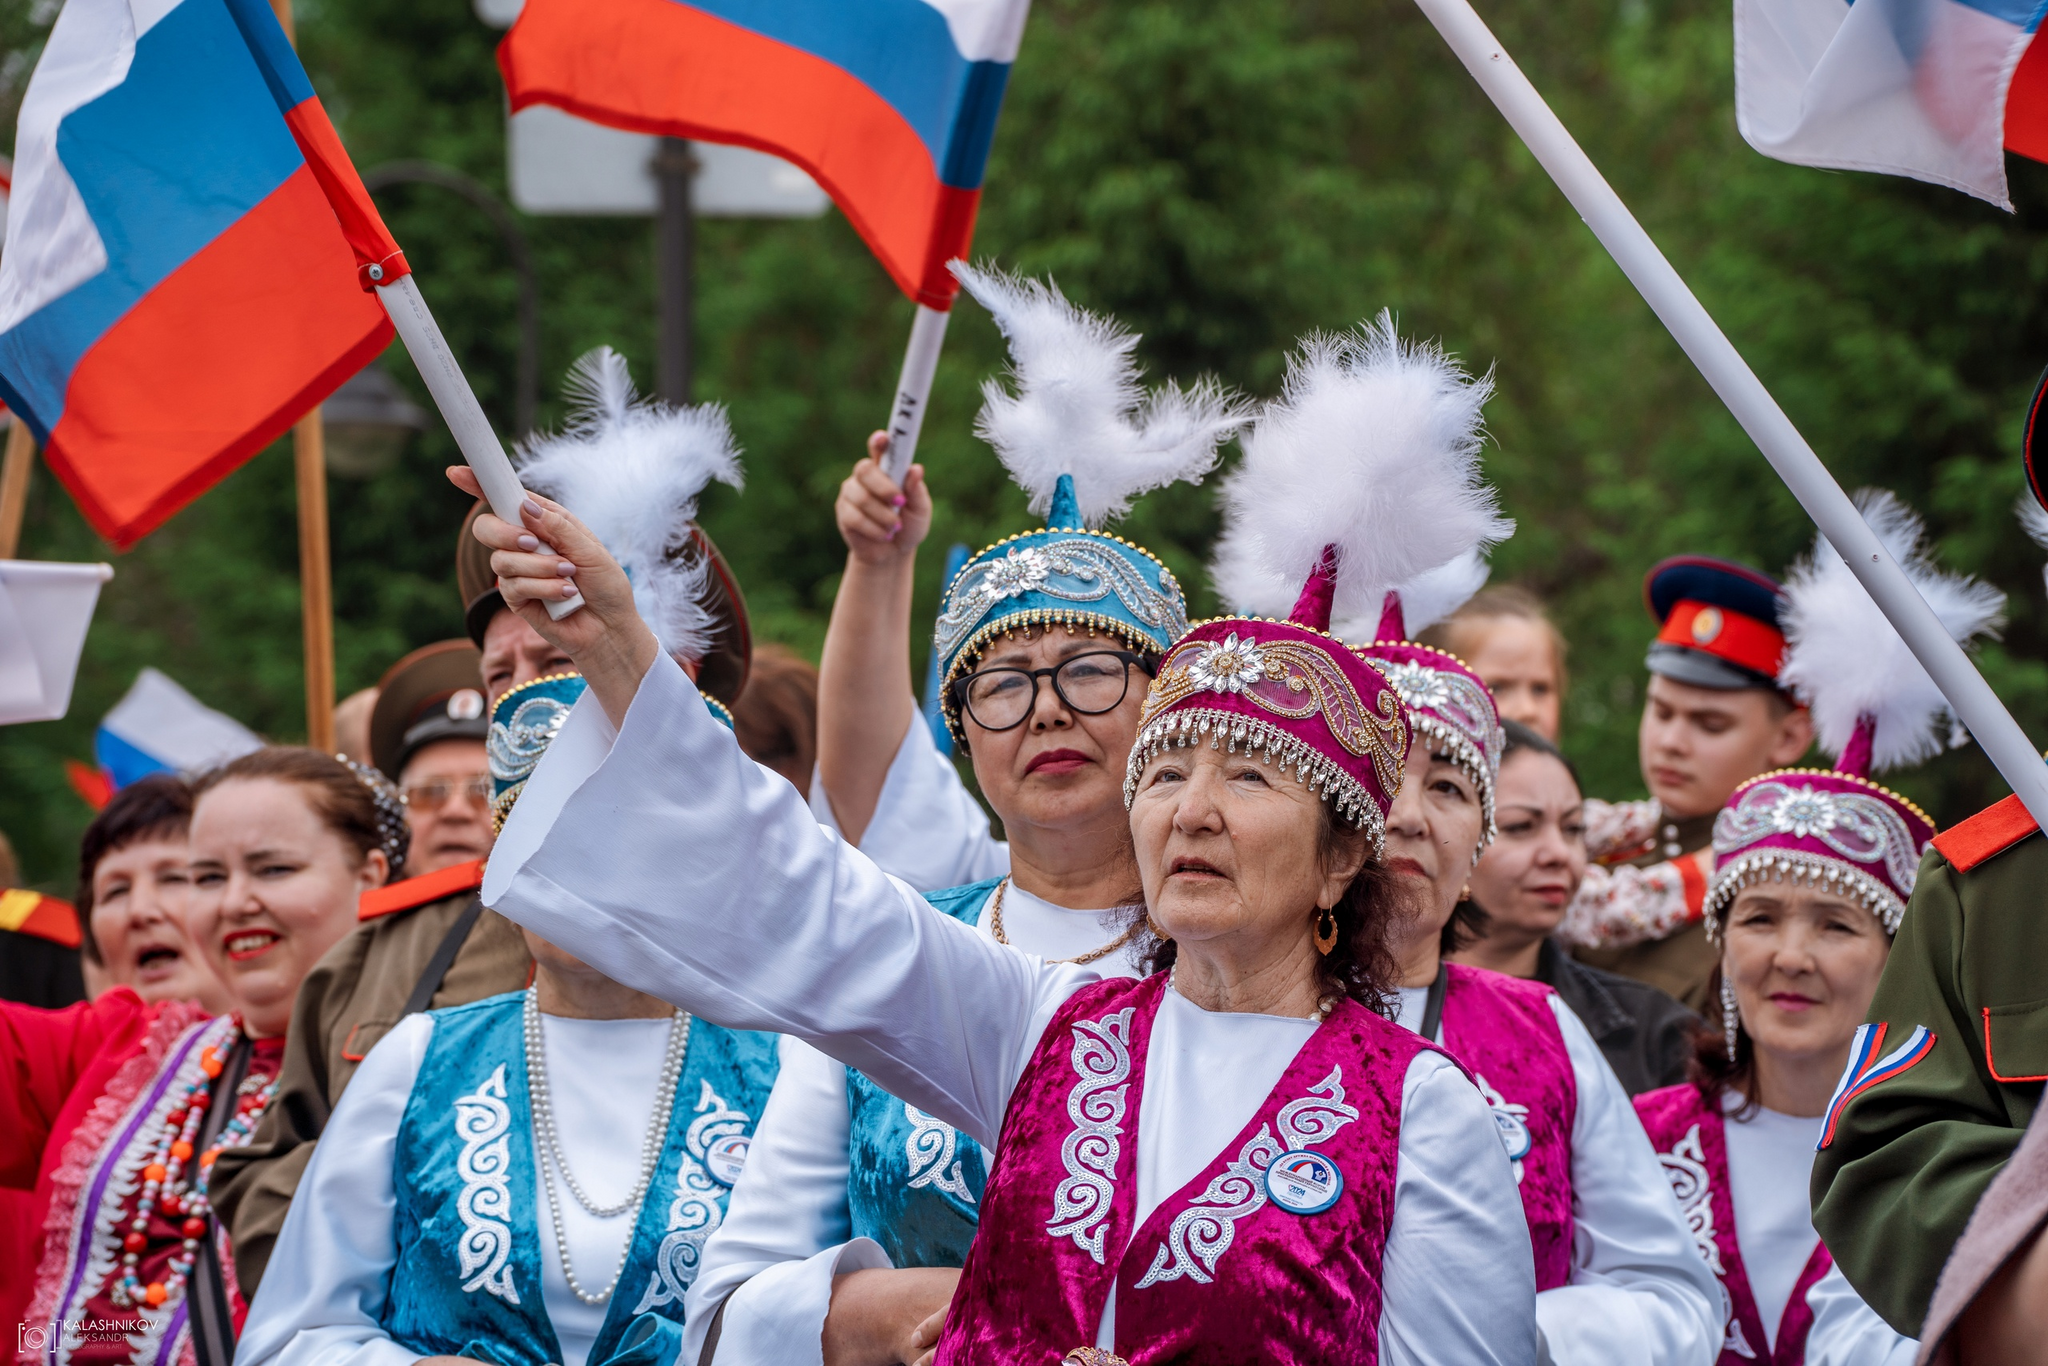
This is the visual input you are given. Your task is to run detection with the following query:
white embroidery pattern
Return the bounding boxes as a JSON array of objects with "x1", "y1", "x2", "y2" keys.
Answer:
[
  {"x1": 454, "y1": 1065, "x2": 520, "y2": 1304},
  {"x1": 1655, "y1": 1124, "x2": 1725, "y2": 1275},
  {"x1": 905, "y1": 1105, "x2": 975, "y2": 1204},
  {"x1": 1134, "y1": 1066, "x2": 1360, "y2": 1287},
  {"x1": 635, "y1": 1080, "x2": 747, "y2": 1312},
  {"x1": 1046, "y1": 1006, "x2": 1135, "y2": 1263}
]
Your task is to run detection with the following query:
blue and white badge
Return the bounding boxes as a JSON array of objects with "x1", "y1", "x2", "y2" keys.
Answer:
[
  {"x1": 704, "y1": 1134, "x2": 752, "y2": 1187},
  {"x1": 1265, "y1": 1149, "x2": 1343, "y2": 1215},
  {"x1": 1490, "y1": 1108, "x2": 1532, "y2": 1162}
]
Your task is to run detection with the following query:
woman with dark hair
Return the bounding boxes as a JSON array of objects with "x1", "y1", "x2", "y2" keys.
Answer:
[
  {"x1": 684, "y1": 269, "x2": 1244, "y2": 1364},
  {"x1": 465, "y1": 317, "x2": 1556, "y2": 1366},
  {"x1": 73, "y1": 775, "x2": 229, "y2": 1013},
  {"x1": 1453, "y1": 721, "x2": 1699, "y2": 1095},
  {"x1": 1, "y1": 747, "x2": 404, "y2": 1366},
  {"x1": 1202, "y1": 321, "x2": 1716, "y2": 1365},
  {"x1": 1631, "y1": 499, "x2": 1976, "y2": 1365}
]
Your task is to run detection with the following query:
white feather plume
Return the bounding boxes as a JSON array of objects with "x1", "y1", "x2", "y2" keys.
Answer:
[
  {"x1": 514, "y1": 347, "x2": 744, "y2": 662},
  {"x1": 1210, "y1": 313, "x2": 1510, "y2": 629},
  {"x1": 1338, "y1": 549, "x2": 1492, "y2": 641},
  {"x1": 2019, "y1": 492, "x2": 2048, "y2": 596},
  {"x1": 951, "y1": 261, "x2": 1248, "y2": 527},
  {"x1": 1778, "y1": 489, "x2": 2004, "y2": 772}
]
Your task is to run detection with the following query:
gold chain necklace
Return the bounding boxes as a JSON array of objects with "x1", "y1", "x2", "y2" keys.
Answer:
[{"x1": 987, "y1": 877, "x2": 1142, "y2": 967}]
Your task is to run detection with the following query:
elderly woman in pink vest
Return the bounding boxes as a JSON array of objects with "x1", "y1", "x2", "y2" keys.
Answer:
[
  {"x1": 1209, "y1": 322, "x2": 1722, "y2": 1366},
  {"x1": 1632, "y1": 494, "x2": 1985, "y2": 1366},
  {"x1": 456, "y1": 318, "x2": 1548, "y2": 1366}
]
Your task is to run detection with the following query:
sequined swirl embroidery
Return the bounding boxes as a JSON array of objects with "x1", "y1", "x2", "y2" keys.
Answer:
[
  {"x1": 1046, "y1": 1007, "x2": 1135, "y2": 1263},
  {"x1": 905, "y1": 1104, "x2": 975, "y2": 1203},
  {"x1": 1134, "y1": 1066, "x2": 1360, "y2": 1287},
  {"x1": 1713, "y1": 780, "x2": 1920, "y2": 892},
  {"x1": 454, "y1": 1065, "x2": 520, "y2": 1304},
  {"x1": 934, "y1": 538, "x2": 1186, "y2": 666},
  {"x1": 634, "y1": 1080, "x2": 747, "y2": 1310}
]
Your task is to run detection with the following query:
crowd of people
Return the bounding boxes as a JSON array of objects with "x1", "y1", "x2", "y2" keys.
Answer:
[{"x1": 5, "y1": 271, "x2": 2047, "y2": 1366}]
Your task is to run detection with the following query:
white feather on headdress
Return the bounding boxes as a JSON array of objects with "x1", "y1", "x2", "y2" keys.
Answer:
[
  {"x1": 2018, "y1": 493, "x2": 2048, "y2": 596},
  {"x1": 951, "y1": 261, "x2": 1248, "y2": 527},
  {"x1": 514, "y1": 347, "x2": 744, "y2": 662},
  {"x1": 1779, "y1": 489, "x2": 2004, "y2": 772},
  {"x1": 1209, "y1": 313, "x2": 1510, "y2": 628}
]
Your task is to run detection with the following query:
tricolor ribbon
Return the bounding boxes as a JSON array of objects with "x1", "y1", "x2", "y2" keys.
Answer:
[{"x1": 1819, "y1": 1022, "x2": 1935, "y2": 1150}]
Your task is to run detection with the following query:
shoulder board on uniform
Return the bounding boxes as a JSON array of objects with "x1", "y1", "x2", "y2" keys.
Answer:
[
  {"x1": 358, "y1": 858, "x2": 486, "y2": 922},
  {"x1": 0, "y1": 889, "x2": 81, "y2": 949},
  {"x1": 1930, "y1": 794, "x2": 2040, "y2": 874}
]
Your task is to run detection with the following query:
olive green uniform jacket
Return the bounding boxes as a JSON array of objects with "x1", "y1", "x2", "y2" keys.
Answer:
[
  {"x1": 1811, "y1": 796, "x2": 2048, "y2": 1339},
  {"x1": 208, "y1": 861, "x2": 532, "y2": 1290}
]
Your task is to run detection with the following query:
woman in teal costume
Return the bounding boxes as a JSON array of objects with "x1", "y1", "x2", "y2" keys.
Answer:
[
  {"x1": 684, "y1": 266, "x2": 1247, "y2": 1366},
  {"x1": 236, "y1": 673, "x2": 778, "y2": 1366}
]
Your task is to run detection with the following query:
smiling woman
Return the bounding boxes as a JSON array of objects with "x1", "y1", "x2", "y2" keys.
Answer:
[{"x1": 1, "y1": 748, "x2": 405, "y2": 1366}]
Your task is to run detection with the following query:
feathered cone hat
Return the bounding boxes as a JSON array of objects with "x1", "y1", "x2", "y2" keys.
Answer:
[
  {"x1": 1199, "y1": 315, "x2": 1511, "y2": 846},
  {"x1": 1708, "y1": 491, "x2": 2004, "y2": 936},
  {"x1": 932, "y1": 264, "x2": 1249, "y2": 744}
]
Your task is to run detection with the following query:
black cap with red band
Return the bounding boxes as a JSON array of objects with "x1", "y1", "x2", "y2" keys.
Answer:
[{"x1": 1643, "y1": 555, "x2": 1787, "y2": 691}]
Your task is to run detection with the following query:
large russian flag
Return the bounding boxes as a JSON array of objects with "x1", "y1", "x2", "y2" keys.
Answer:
[
  {"x1": 1736, "y1": 0, "x2": 2048, "y2": 208},
  {"x1": 0, "y1": 0, "x2": 407, "y2": 548},
  {"x1": 499, "y1": 0, "x2": 1030, "y2": 308}
]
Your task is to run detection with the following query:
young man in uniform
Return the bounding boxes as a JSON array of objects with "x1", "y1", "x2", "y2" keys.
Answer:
[
  {"x1": 1573, "y1": 556, "x2": 1813, "y2": 1012},
  {"x1": 212, "y1": 503, "x2": 754, "y2": 1289}
]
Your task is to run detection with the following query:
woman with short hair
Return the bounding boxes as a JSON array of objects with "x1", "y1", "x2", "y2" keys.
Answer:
[
  {"x1": 468, "y1": 314, "x2": 1550, "y2": 1366},
  {"x1": 2, "y1": 748, "x2": 404, "y2": 1366}
]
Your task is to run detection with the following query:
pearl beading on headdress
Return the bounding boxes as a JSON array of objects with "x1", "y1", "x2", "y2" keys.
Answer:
[
  {"x1": 341, "y1": 757, "x2": 411, "y2": 877},
  {"x1": 1123, "y1": 706, "x2": 1389, "y2": 858},
  {"x1": 1704, "y1": 849, "x2": 1906, "y2": 938}
]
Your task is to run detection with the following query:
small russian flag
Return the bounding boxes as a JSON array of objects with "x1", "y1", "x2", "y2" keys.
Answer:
[
  {"x1": 0, "y1": 0, "x2": 407, "y2": 548},
  {"x1": 1819, "y1": 1021, "x2": 1937, "y2": 1149},
  {"x1": 94, "y1": 667, "x2": 263, "y2": 791},
  {"x1": 498, "y1": 0, "x2": 1030, "y2": 309}
]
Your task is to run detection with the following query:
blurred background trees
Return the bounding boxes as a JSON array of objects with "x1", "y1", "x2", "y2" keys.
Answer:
[{"x1": 7, "y1": 0, "x2": 2048, "y2": 883}]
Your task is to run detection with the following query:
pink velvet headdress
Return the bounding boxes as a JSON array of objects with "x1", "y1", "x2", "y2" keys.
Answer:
[
  {"x1": 1128, "y1": 315, "x2": 1506, "y2": 853},
  {"x1": 1708, "y1": 491, "x2": 2004, "y2": 935}
]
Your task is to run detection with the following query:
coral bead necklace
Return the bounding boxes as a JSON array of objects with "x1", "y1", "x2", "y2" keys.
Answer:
[{"x1": 109, "y1": 1030, "x2": 276, "y2": 1312}]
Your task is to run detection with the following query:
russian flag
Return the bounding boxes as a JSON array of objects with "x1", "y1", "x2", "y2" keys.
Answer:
[
  {"x1": 0, "y1": 0, "x2": 408, "y2": 548},
  {"x1": 1736, "y1": 0, "x2": 2048, "y2": 208},
  {"x1": 94, "y1": 666, "x2": 263, "y2": 790},
  {"x1": 498, "y1": 0, "x2": 1030, "y2": 308}
]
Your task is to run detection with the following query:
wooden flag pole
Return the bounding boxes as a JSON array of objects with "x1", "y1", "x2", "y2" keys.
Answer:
[
  {"x1": 267, "y1": 0, "x2": 336, "y2": 752},
  {"x1": 1412, "y1": 0, "x2": 2048, "y2": 830},
  {"x1": 0, "y1": 418, "x2": 35, "y2": 559}
]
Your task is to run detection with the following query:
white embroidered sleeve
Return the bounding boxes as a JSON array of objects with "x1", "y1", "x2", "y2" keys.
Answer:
[
  {"x1": 1535, "y1": 998, "x2": 1722, "y2": 1366},
  {"x1": 1802, "y1": 1263, "x2": 1917, "y2": 1366},
  {"x1": 806, "y1": 713, "x2": 1010, "y2": 891},
  {"x1": 234, "y1": 1015, "x2": 435, "y2": 1366},
  {"x1": 1581, "y1": 798, "x2": 1663, "y2": 861},
  {"x1": 1555, "y1": 860, "x2": 1698, "y2": 951},
  {"x1": 484, "y1": 653, "x2": 1092, "y2": 1147}
]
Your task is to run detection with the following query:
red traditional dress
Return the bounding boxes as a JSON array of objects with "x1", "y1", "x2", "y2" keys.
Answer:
[{"x1": 2, "y1": 991, "x2": 281, "y2": 1366}]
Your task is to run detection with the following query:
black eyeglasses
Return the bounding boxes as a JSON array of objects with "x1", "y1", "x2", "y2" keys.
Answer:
[{"x1": 951, "y1": 651, "x2": 1153, "y2": 733}]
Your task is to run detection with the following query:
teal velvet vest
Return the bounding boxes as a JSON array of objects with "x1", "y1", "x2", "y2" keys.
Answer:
[
  {"x1": 381, "y1": 991, "x2": 780, "y2": 1366},
  {"x1": 845, "y1": 878, "x2": 1000, "y2": 1269}
]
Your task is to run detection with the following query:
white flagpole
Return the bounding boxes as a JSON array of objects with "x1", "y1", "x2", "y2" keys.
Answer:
[
  {"x1": 1412, "y1": 0, "x2": 2048, "y2": 829},
  {"x1": 374, "y1": 272, "x2": 583, "y2": 621},
  {"x1": 881, "y1": 303, "x2": 951, "y2": 483}
]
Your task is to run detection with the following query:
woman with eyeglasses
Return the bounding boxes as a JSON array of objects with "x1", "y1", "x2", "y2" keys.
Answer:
[{"x1": 682, "y1": 269, "x2": 1248, "y2": 1365}]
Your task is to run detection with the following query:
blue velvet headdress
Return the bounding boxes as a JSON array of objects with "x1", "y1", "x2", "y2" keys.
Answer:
[{"x1": 933, "y1": 264, "x2": 1249, "y2": 743}]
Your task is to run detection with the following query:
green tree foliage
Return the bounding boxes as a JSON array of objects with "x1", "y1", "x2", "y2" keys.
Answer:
[{"x1": 6, "y1": 0, "x2": 2048, "y2": 885}]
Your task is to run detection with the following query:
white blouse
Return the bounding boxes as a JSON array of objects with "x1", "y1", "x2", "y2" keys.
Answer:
[
  {"x1": 807, "y1": 714, "x2": 1009, "y2": 891},
  {"x1": 1802, "y1": 1263, "x2": 1917, "y2": 1365},
  {"x1": 1721, "y1": 1098, "x2": 1824, "y2": 1350},
  {"x1": 484, "y1": 655, "x2": 1541, "y2": 1365},
  {"x1": 237, "y1": 1011, "x2": 696, "y2": 1366},
  {"x1": 1392, "y1": 986, "x2": 1721, "y2": 1366}
]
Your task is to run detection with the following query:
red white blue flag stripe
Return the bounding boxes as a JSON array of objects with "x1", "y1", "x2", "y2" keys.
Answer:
[
  {"x1": 498, "y1": 0, "x2": 1029, "y2": 308},
  {"x1": 1735, "y1": 0, "x2": 2048, "y2": 207},
  {"x1": 1820, "y1": 1021, "x2": 1936, "y2": 1149},
  {"x1": 0, "y1": 0, "x2": 405, "y2": 548}
]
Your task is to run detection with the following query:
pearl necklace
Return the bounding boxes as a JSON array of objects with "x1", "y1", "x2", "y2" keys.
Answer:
[{"x1": 521, "y1": 987, "x2": 689, "y2": 1305}]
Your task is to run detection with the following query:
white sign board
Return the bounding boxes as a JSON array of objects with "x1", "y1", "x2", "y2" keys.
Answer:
[{"x1": 507, "y1": 105, "x2": 831, "y2": 219}]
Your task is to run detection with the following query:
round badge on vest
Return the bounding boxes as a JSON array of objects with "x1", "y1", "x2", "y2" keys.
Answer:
[
  {"x1": 705, "y1": 1133, "x2": 752, "y2": 1187},
  {"x1": 1491, "y1": 1108, "x2": 1533, "y2": 1162},
  {"x1": 1265, "y1": 1148, "x2": 1343, "y2": 1215}
]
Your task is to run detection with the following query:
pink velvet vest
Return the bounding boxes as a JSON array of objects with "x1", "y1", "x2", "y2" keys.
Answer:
[
  {"x1": 1439, "y1": 964, "x2": 1578, "y2": 1291},
  {"x1": 933, "y1": 973, "x2": 1433, "y2": 1366},
  {"x1": 1634, "y1": 1083, "x2": 1832, "y2": 1366}
]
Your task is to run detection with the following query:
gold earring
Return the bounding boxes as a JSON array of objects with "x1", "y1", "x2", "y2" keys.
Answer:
[
  {"x1": 1314, "y1": 907, "x2": 1338, "y2": 956},
  {"x1": 1458, "y1": 884, "x2": 1472, "y2": 902}
]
